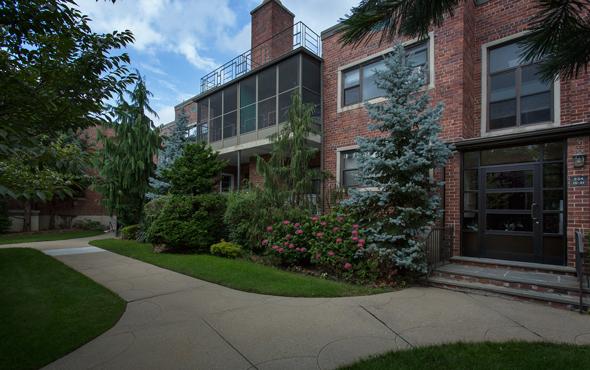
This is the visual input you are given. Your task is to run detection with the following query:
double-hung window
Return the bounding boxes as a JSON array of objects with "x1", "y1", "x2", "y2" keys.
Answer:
[
  {"x1": 340, "y1": 150, "x2": 360, "y2": 188},
  {"x1": 487, "y1": 40, "x2": 553, "y2": 131}
]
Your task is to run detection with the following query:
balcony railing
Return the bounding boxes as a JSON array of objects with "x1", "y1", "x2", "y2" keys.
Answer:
[{"x1": 200, "y1": 22, "x2": 321, "y2": 93}]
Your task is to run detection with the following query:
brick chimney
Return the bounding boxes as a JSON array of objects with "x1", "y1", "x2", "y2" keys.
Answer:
[{"x1": 250, "y1": 0, "x2": 294, "y2": 66}]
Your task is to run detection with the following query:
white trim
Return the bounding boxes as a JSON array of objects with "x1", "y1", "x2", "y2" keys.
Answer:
[
  {"x1": 335, "y1": 145, "x2": 359, "y2": 186},
  {"x1": 480, "y1": 31, "x2": 561, "y2": 138},
  {"x1": 336, "y1": 32, "x2": 435, "y2": 113}
]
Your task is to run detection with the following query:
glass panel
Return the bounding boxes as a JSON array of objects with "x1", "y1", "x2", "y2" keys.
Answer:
[
  {"x1": 464, "y1": 192, "x2": 478, "y2": 210},
  {"x1": 223, "y1": 85, "x2": 237, "y2": 113},
  {"x1": 343, "y1": 69, "x2": 360, "y2": 88},
  {"x1": 464, "y1": 170, "x2": 478, "y2": 191},
  {"x1": 342, "y1": 169, "x2": 359, "y2": 187},
  {"x1": 490, "y1": 70, "x2": 516, "y2": 102},
  {"x1": 240, "y1": 76, "x2": 256, "y2": 107},
  {"x1": 543, "y1": 213, "x2": 563, "y2": 234},
  {"x1": 210, "y1": 116, "x2": 222, "y2": 142},
  {"x1": 487, "y1": 214, "x2": 532, "y2": 232},
  {"x1": 521, "y1": 92, "x2": 551, "y2": 125},
  {"x1": 223, "y1": 111, "x2": 237, "y2": 139},
  {"x1": 198, "y1": 100, "x2": 209, "y2": 123},
  {"x1": 279, "y1": 56, "x2": 299, "y2": 93},
  {"x1": 302, "y1": 55, "x2": 321, "y2": 93},
  {"x1": 521, "y1": 64, "x2": 551, "y2": 96},
  {"x1": 484, "y1": 235, "x2": 534, "y2": 257},
  {"x1": 278, "y1": 90, "x2": 295, "y2": 123},
  {"x1": 362, "y1": 59, "x2": 387, "y2": 101},
  {"x1": 187, "y1": 126, "x2": 197, "y2": 140},
  {"x1": 342, "y1": 150, "x2": 358, "y2": 170},
  {"x1": 210, "y1": 92, "x2": 222, "y2": 118},
  {"x1": 489, "y1": 99, "x2": 516, "y2": 130},
  {"x1": 240, "y1": 104, "x2": 256, "y2": 134},
  {"x1": 481, "y1": 145, "x2": 541, "y2": 165},
  {"x1": 258, "y1": 97, "x2": 276, "y2": 129},
  {"x1": 543, "y1": 142, "x2": 563, "y2": 161},
  {"x1": 543, "y1": 236, "x2": 564, "y2": 264},
  {"x1": 303, "y1": 89, "x2": 321, "y2": 120},
  {"x1": 221, "y1": 175, "x2": 233, "y2": 192},
  {"x1": 197, "y1": 123, "x2": 208, "y2": 143},
  {"x1": 489, "y1": 42, "x2": 523, "y2": 73},
  {"x1": 486, "y1": 170, "x2": 533, "y2": 189},
  {"x1": 258, "y1": 67, "x2": 276, "y2": 101},
  {"x1": 487, "y1": 192, "x2": 533, "y2": 210},
  {"x1": 543, "y1": 163, "x2": 563, "y2": 188},
  {"x1": 544, "y1": 190, "x2": 564, "y2": 211},
  {"x1": 462, "y1": 232, "x2": 479, "y2": 257},
  {"x1": 344, "y1": 86, "x2": 361, "y2": 106},
  {"x1": 464, "y1": 152, "x2": 479, "y2": 168},
  {"x1": 463, "y1": 212, "x2": 478, "y2": 231}
]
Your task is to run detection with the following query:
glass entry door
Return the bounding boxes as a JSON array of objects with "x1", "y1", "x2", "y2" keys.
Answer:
[{"x1": 481, "y1": 164, "x2": 541, "y2": 262}]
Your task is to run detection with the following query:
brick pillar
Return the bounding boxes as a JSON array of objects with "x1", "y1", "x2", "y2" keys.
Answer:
[
  {"x1": 566, "y1": 136, "x2": 590, "y2": 268},
  {"x1": 248, "y1": 156, "x2": 265, "y2": 188},
  {"x1": 445, "y1": 153, "x2": 462, "y2": 257},
  {"x1": 250, "y1": 0, "x2": 294, "y2": 67}
]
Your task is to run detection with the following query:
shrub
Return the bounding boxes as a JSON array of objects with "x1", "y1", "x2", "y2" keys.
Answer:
[
  {"x1": 138, "y1": 196, "x2": 169, "y2": 242},
  {"x1": 148, "y1": 194, "x2": 226, "y2": 251},
  {"x1": 210, "y1": 240, "x2": 242, "y2": 258},
  {"x1": 0, "y1": 200, "x2": 11, "y2": 234},
  {"x1": 121, "y1": 224, "x2": 139, "y2": 240},
  {"x1": 73, "y1": 219, "x2": 103, "y2": 231}
]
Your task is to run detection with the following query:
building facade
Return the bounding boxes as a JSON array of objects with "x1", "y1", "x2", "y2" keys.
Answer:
[{"x1": 175, "y1": 0, "x2": 589, "y2": 271}]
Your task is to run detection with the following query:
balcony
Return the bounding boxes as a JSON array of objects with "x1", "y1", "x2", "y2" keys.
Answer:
[{"x1": 200, "y1": 22, "x2": 322, "y2": 93}]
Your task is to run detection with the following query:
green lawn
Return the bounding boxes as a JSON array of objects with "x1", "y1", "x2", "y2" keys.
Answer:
[
  {"x1": 91, "y1": 239, "x2": 389, "y2": 297},
  {"x1": 0, "y1": 248, "x2": 125, "y2": 370},
  {"x1": 0, "y1": 229, "x2": 103, "y2": 245},
  {"x1": 341, "y1": 342, "x2": 590, "y2": 370}
]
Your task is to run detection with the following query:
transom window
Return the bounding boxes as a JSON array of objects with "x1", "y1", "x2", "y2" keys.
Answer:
[
  {"x1": 487, "y1": 40, "x2": 553, "y2": 131},
  {"x1": 341, "y1": 40, "x2": 429, "y2": 107},
  {"x1": 340, "y1": 150, "x2": 360, "y2": 188}
]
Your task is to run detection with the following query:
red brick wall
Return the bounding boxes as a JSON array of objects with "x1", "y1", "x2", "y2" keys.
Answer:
[
  {"x1": 251, "y1": 0, "x2": 294, "y2": 66},
  {"x1": 566, "y1": 136, "x2": 590, "y2": 267}
]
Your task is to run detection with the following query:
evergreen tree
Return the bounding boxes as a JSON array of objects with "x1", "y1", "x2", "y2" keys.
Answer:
[
  {"x1": 342, "y1": 44, "x2": 453, "y2": 274},
  {"x1": 95, "y1": 75, "x2": 161, "y2": 225},
  {"x1": 148, "y1": 111, "x2": 190, "y2": 198}
]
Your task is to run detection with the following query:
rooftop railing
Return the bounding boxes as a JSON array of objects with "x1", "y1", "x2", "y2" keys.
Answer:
[{"x1": 200, "y1": 22, "x2": 321, "y2": 93}]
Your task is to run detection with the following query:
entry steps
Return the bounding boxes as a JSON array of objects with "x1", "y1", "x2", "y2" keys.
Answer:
[{"x1": 429, "y1": 257, "x2": 589, "y2": 311}]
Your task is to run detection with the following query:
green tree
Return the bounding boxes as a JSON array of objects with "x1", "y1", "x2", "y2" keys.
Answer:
[
  {"x1": 95, "y1": 76, "x2": 161, "y2": 225},
  {"x1": 342, "y1": 44, "x2": 453, "y2": 274},
  {"x1": 161, "y1": 142, "x2": 227, "y2": 196},
  {"x1": 339, "y1": 0, "x2": 590, "y2": 79},
  {"x1": 0, "y1": 0, "x2": 135, "y2": 160}
]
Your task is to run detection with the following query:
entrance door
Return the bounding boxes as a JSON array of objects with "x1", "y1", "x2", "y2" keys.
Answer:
[{"x1": 481, "y1": 164, "x2": 542, "y2": 262}]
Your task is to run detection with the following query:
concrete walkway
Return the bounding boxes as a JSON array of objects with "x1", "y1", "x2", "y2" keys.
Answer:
[{"x1": 4, "y1": 236, "x2": 590, "y2": 370}]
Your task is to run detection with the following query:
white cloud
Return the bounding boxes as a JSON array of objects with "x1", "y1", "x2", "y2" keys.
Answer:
[
  {"x1": 150, "y1": 105, "x2": 176, "y2": 126},
  {"x1": 282, "y1": 0, "x2": 358, "y2": 34}
]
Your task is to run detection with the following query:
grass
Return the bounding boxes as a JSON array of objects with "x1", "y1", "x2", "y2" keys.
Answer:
[
  {"x1": 91, "y1": 238, "x2": 389, "y2": 297},
  {"x1": 0, "y1": 248, "x2": 125, "y2": 370},
  {"x1": 0, "y1": 229, "x2": 103, "y2": 245},
  {"x1": 341, "y1": 342, "x2": 590, "y2": 370}
]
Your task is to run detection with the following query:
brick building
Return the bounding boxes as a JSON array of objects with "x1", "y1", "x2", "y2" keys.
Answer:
[{"x1": 175, "y1": 0, "x2": 589, "y2": 306}]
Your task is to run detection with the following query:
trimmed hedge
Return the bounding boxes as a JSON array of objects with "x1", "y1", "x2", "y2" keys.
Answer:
[
  {"x1": 210, "y1": 240, "x2": 242, "y2": 258},
  {"x1": 120, "y1": 225, "x2": 139, "y2": 240}
]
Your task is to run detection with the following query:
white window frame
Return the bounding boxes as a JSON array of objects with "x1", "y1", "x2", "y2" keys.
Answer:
[
  {"x1": 480, "y1": 31, "x2": 561, "y2": 138},
  {"x1": 337, "y1": 32, "x2": 435, "y2": 113}
]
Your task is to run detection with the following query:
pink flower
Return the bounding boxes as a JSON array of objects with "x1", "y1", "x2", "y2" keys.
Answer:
[
  {"x1": 278, "y1": 248, "x2": 284, "y2": 253},
  {"x1": 294, "y1": 223, "x2": 301, "y2": 228},
  {"x1": 296, "y1": 229, "x2": 304, "y2": 235},
  {"x1": 316, "y1": 232, "x2": 324, "y2": 238},
  {"x1": 351, "y1": 229, "x2": 359, "y2": 236},
  {"x1": 289, "y1": 243, "x2": 295, "y2": 249},
  {"x1": 336, "y1": 238, "x2": 343, "y2": 244},
  {"x1": 328, "y1": 250, "x2": 335, "y2": 257},
  {"x1": 320, "y1": 221, "x2": 327, "y2": 227},
  {"x1": 301, "y1": 247, "x2": 307, "y2": 252},
  {"x1": 352, "y1": 236, "x2": 359, "y2": 242},
  {"x1": 332, "y1": 227, "x2": 340, "y2": 232},
  {"x1": 272, "y1": 245, "x2": 279, "y2": 250},
  {"x1": 344, "y1": 262, "x2": 353, "y2": 270},
  {"x1": 283, "y1": 220, "x2": 290, "y2": 225},
  {"x1": 285, "y1": 234, "x2": 292, "y2": 240},
  {"x1": 261, "y1": 239, "x2": 269, "y2": 246},
  {"x1": 358, "y1": 239, "x2": 366, "y2": 245},
  {"x1": 311, "y1": 216, "x2": 319, "y2": 223},
  {"x1": 283, "y1": 241, "x2": 289, "y2": 246},
  {"x1": 337, "y1": 216, "x2": 344, "y2": 223},
  {"x1": 266, "y1": 226, "x2": 273, "y2": 232},
  {"x1": 295, "y1": 247, "x2": 301, "y2": 252},
  {"x1": 352, "y1": 224, "x2": 359, "y2": 229}
]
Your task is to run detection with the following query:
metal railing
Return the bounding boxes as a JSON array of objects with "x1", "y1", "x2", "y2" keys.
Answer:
[
  {"x1": 200, "y1": 22, "x2": 322, "y2": 93},
  {"x1": 424, "y1": 225, "x2": 454, "y2": 276},
  {"x1": 574, "y1": 230, "x2": 588, "y2": 313}
]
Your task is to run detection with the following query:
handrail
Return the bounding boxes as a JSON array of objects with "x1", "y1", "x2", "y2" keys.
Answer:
[
  {"x1": 574, "y1": 230, "x2": 588, "y2": 313},
  {"x1": 200, "y1": 21, "x2": 322, "y2": 93},
  {"x1": 424, "y1": 225, "x2": 454, "y2": 276}
]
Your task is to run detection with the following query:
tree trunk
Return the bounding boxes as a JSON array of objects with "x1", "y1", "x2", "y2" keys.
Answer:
[{"x1": 23, "y1": 201, "x2": 32, "y2": 232}]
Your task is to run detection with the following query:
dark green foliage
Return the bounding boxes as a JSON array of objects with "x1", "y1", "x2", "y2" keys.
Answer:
[
  {"x1": 339, "y1": 0, "x2": 590, "y2": 80},
  {"x1": 148, "y1": 194, "x2": 227, "y2": 250},
  {"x1": 0, "y1": 199, "x2": 11, "y2": 234},
  {"x1": 72, "y1": 219, "x2": 103, "y2": 231},
  {"x1": 138, "y1": 196, "x2": 169, "y2": 242},
  {"x1": 121, "y1": 224, "x2": 139, "y2": 240},
  {"x1": 161, "y1": 142, "x2": 227, "y2": 196},
  {"x1": 0, "y1": 248, "x2": 125, "y2": 370},
  {"x1": 0, "y1": 0, "x2": 135, "y2": 159},
  {"x1": 210, "y1": 240, "x2": 243, "y2": 258}
]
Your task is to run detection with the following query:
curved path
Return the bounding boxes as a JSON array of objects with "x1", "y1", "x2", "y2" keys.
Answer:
[{"x1": 4, "y1": 235, "x2": 590, "y2": 369}]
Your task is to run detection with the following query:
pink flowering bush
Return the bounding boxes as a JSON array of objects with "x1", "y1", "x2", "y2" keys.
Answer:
[{"x1": 262, "y1": 210, "x2": 380, "y2": 283}]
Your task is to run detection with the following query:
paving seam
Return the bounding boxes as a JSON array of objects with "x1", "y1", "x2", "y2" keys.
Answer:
[
  {"x1": 359, "y1": 305, "x2": 414, "y2": 348},
  {"x1": 126, "y1": 285, "x2": 208, "y2": 303},
  {"x1": 201, "y1": 318, "x2": 258, "y2": 369}
]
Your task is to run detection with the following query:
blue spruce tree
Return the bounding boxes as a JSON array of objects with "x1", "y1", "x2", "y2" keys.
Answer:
[
  {"x1": 343, "y1": 44, "x2": 453, "y2": 274},
  {"x1": 148, "y1": 110, "x2": 189, "y2": 198}
]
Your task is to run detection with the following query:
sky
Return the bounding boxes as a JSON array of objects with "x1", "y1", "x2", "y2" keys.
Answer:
[{"x1": 77, "y1": 0, "x2": 359, "y2": 126}]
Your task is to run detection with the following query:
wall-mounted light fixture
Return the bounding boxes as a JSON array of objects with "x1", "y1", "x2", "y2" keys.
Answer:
[{"x1": 573, "y1": 153, "x2": 586, "y2": 168}]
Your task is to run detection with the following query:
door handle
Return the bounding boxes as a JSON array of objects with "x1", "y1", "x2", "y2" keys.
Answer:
[{"x1": 531, "y1": 202, "x2": 538, "y2": 221}]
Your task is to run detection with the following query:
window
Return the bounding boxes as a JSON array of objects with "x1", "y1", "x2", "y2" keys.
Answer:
[
  {"x1": 223, "y1": 85, "x2": 237, "y2": 139},
  {"x1": 487, "y1": 40, "x2": 553, "y2": 131},
  {"x1": 220, "y1": 174, "x2": 234, "y2": 193},
  {"x1": 341, "y1": 39, "x2": 430, "y2": 107},
  {"x1": 240, "y1": 76, "x2": 256, "y2": 134},
  {"x1": 340, "y1": 150, "x2": 360, "y2": 187},
  {"x1": 196, "y1": 123, "x2": 208, "y2": 143}
]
